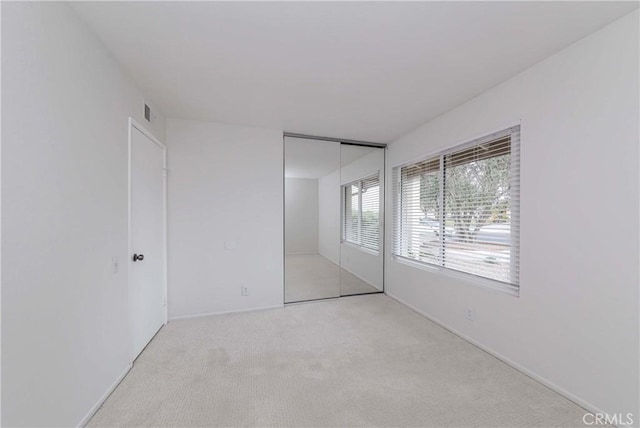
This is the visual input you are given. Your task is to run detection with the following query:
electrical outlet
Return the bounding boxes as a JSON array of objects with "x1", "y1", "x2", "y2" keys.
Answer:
[
  {"x1": 111, "y1": 257, "x2": 119, "y2": 274},
  {"x1": 465, "y1": 307, "x2": 474, "y2": 321},
  {"x1": 241, "y1": 286, "x2": 249, "y2": 296}
]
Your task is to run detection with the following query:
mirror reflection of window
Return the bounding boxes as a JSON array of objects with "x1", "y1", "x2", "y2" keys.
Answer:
[
  {"x1": 283, "y1": 136, "x2": 385, "y2": 303},
  {"x1": 342, "y1": 174, "x2": 380, "y2": 252},
  {"x1": 339, "y1": 144, "x2": 385, "y2": 296}
]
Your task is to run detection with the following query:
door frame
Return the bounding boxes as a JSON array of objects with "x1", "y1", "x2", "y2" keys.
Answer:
[{"x1": 127, "y1": 117, "x2": 168, "y2": 361}]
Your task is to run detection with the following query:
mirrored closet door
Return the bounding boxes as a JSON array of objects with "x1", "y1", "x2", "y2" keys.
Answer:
[
  {"x1": 284, "y1": 136, "x2": 384, "y2": 303},
  {"x1": 339, "y1": 144, "x2": 384, "y2": 296},
  {"x1": 284, "y1": 137, "x2": 341, "y2": 303}
]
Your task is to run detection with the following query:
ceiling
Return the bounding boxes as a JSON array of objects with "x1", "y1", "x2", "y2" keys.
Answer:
[
  {"x1": 72, "y1": 1, "x2": 638, "y2": 143},
  {"x1": 285, "y1": 138, "x2": 340, "y2": 179},
  {"x1": 284, "y1": 138, "x2": 375, "y2": 179}
]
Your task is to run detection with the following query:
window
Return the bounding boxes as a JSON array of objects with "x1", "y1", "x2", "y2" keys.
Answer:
[
  {"x1": 393, "y1": 126, "x2": 520, "y2": 289},
  {"x1": 342, "y1": 173, "x2": 380, "y2": 252}
]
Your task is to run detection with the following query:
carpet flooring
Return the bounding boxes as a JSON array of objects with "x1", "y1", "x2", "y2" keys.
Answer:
[
  {"x1": 89, "y1": 294, "x2": 590, "y2": 427},
  {"x1": 284, "y1": 254, "x2": 379, "y2": 303}
]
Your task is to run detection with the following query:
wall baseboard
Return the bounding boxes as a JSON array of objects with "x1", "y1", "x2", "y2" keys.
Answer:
[
  {"x1": 169, "y1": 304, "x2": 283, "y2": 322},
  {"x1": 385, "y1": 292, "x2": 603, "y2": 418},
  {"x1": 77, "y1": 363, "x2": 132, "y2": 427}
]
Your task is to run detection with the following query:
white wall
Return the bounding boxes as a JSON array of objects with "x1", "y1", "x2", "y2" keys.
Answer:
[
  {"x1": 1, "y1": 3, "x2": 165, "y2": 426},
  {"x1": 341, "y1": 244, "x2": 383, "y2": 291},
  {"x1": 285, "y1": 178, "x2": 319, "y2": 254},
  {"x1": 166, "y1": 119, "x2": 283, "y2": 319},
  {"x1": 385, "y1": 10, "x2": 639, "y2": 421}
]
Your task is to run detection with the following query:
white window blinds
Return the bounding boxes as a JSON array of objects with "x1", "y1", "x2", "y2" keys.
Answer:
[
  {"x1": 343, "y1": 173, "x2": 380, "y2": 252},
  {"x1": 393, "y1": 126, "x2": 520, "y2": 289}
]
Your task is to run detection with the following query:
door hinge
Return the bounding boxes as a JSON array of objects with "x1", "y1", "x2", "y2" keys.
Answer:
[{"x1": 162, "y1": 168, "x2": 168, "y2": 177}]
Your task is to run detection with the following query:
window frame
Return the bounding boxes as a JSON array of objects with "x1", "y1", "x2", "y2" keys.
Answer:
[
  {"x1": 341, "y1": 172, "x2": 381, "y2": 254},
  {"x1": 392, "y1": 125, "x2": 520, "y2": 294}
]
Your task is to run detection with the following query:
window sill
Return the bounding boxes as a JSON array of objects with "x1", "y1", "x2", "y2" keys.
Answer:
[
  {"x1": 341, "y1": 241, "x2": 380, "y2": 256},
  {"x1": 391, "y1": 255, "x2": 519, "y2": 297}
]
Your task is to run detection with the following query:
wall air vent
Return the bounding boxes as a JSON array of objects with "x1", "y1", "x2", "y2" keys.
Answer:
[{"x1": 144, "y1": 104, "x2": 151, "y2": 122}]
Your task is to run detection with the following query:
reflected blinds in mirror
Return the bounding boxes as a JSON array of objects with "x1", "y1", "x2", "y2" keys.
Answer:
[{"x1": 342, "y1": 173, "x2": 380, "y2": 252}]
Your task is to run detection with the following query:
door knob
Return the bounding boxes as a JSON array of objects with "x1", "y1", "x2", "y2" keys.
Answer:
[{"x1": 132, "y1": 253, "x2": 145, "y2": 262}]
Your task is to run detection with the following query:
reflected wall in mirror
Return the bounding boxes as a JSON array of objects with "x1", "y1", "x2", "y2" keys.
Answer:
[
  {"x1": 339, "y1": 144, "x2": 384, "y2": 296},
  {"x1": 284, "y1": 137, "x2": 341, "y2": 303}
]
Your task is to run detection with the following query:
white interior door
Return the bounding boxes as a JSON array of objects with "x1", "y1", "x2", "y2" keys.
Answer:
[{"x1": 130, "y1": 122, "x2": 166, "y2": 360}]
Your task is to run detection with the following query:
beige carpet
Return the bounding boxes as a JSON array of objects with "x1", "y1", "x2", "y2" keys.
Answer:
[
  {"x1": 89, "y1": 295, "x2": 589, "y2": 427},
  {"x1": 285, "y1": 254, "x2": 379, "y2": 303}
]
